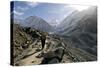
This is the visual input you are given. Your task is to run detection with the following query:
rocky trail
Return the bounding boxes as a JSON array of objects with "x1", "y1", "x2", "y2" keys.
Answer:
[
  {"x1": 14, "y1": 35, "x2": 96, "y2": 66},
  {"x1": 14, "y1": 35, "x2": 71, "y2": 65}
]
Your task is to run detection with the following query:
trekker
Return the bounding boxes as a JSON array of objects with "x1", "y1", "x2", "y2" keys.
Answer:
[
  {"x1": 36, "y1": 32, "x2": 47, "y2": 58},
  {"x1": 40, "y1": 32, "x2": 47, "y2": 50}
]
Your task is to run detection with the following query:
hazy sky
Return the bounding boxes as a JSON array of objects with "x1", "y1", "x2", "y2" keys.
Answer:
[{"x1": 11, "y1": 1, "x2": 90, "y2": 25}]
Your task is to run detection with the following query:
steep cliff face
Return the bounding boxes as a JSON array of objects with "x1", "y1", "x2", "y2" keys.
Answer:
[{"x1": 55, "y1": 6, "x2": 97, "y2": 56}]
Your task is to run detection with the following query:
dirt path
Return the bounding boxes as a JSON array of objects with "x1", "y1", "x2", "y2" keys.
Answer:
[
  {"x1": 16, "y1": 36, "x2": 60, "y2": 65},
  {"x1": 18, "y1": 50, "x2": 43, "y2": 65},
  {"x1": 15, "y1": 36, "x2": 96, "y2": 66}
]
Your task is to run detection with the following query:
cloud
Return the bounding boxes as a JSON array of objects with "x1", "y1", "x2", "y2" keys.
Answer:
[
  {"x1": 13, "y1": 10, "x2": 24, "y2": 15},
  {"x1": 17, "y1": 6, "x2": 29, "y2": 11},
  {"x1": 25, "y1": 2, "x2": 39, "y2": 8},
  {"x1": 47, "y1": 5, "x2": 70, "y2": 14}
]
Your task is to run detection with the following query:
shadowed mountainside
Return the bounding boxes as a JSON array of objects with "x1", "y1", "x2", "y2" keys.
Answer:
[{"x1": 54, "y1": 6, "x2": 97, "y2": 56}]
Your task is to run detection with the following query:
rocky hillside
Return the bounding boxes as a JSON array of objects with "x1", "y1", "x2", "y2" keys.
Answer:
[{"x1": 12, "y1": 23, "x2": 97, "y2": 66}]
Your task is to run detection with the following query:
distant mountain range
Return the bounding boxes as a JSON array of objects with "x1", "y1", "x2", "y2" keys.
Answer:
[{"x1": 14, "y1": 16, "x2": 52, "y2": 32}]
